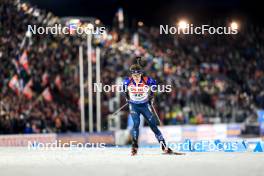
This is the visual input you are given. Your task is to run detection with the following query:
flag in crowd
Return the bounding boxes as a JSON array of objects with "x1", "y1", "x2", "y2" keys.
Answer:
[
  {"x1": 8, "y1": 75, "x2": 21, "y2": 94},
  {"x1": 23, "y1": 79, "x2": 34, "y2": 99},
  {"x1": 42, "y1": 87, "x2": 53, "y2": 102},
  {"x1": 19, "y1": 50, "x2": 30, "y2": 74}
]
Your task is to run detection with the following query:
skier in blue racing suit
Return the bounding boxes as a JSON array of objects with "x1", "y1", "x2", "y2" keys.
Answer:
[{"x1": 123, "y1": 64, "x2": 173, "y2": 155}]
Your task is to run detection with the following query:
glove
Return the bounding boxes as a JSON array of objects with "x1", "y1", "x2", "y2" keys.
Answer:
[
  {"x1": 149, "y1": 95, "x2": 154, "y2": 105},
  {"x1": 125, "y1": 93, "x2": 130, "y2": 103}
]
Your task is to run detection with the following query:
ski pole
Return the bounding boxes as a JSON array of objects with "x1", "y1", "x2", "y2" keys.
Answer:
[
  {"x1": 151, "y1": 102, "x2": 162, "y2": 125},
  {"x1": 111, "y1": 103, "x2": 128, "y2": 117}
]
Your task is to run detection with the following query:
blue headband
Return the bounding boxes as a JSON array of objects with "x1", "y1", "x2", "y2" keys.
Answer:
[{"x1": 130, "y1": 70, "x2": 142, "y2": 74}]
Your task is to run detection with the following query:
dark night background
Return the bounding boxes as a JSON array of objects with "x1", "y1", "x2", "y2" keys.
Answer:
[{"x1": 24, "y1": 0, "x2": 263, "y2": 26}]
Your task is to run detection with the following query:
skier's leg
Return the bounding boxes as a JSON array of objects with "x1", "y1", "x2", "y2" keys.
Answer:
[
  {"x1": 129, "y1": 104, "x2": 140, "y2": 155},
  {"x1": 140, "y1": 104, "x2": 165, "y2": 143},
  {"x1": 140, "y1": 103, "x2": 173, "y2": 153}
]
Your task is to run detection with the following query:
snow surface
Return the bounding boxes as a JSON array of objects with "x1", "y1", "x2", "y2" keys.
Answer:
[{"x1": 0, "y1": 147, "x2": 264, "y2": 176}]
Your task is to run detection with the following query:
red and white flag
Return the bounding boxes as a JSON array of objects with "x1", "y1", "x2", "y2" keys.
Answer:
[
  {"x1": 19, "y1": 50, "x2": 30, "y2": 73},
  {"x1": 23, "y1": 79, "x2": 34, "y2": 99},
  {"x1": 8, "y1": 75, "x2": 20, "y2": 94},
  {"x1": 42, "y1": 87, "x2": 53, "y2": 102}
]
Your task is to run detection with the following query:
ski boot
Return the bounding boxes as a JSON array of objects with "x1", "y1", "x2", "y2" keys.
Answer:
[
  {"x1": 131, "y1": 139, "x2": 138, "y2": 156},
  {"x1": 160, "y1": 140, "x2": 173, "y2": 154}
]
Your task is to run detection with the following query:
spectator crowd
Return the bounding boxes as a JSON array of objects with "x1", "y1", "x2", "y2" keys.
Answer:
[{"x1": 0, "y1": 0, "x2": 264, "y2": 134}]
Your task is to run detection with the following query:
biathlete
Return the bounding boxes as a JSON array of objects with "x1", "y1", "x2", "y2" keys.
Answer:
[{"x1": 123, "y1": 64, "x2": 173, "y2": 156}]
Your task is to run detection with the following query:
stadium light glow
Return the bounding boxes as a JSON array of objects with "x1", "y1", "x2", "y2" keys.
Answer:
[
  {"x1": 21, "y1": 3, "x2": 28, "y2": 11},
  {"x1": 138, "y1": 21, "x2": 144, "y2": 27},
  {"x1": 178, "y1": 20, "x2": 189, "y2": 29},
  {"x1": 230, "y1": 21, "x2": 239, "y2": 30},
  {"x1": 95, "y1": 19, "x2": 101, "y2": 25}
]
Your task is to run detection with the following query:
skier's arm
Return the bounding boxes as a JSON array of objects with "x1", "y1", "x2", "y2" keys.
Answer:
[
  {"x1": 122, "y1": 78, "x2": 130, "y2": 102},
  {"x1": 148, "y1": 77, "x2": 157, "y2": 104}
]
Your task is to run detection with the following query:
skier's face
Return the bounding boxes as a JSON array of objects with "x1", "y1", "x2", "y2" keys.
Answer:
[{"x1": 132, "y1": 73, "x2": 141, "y2": 82}]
